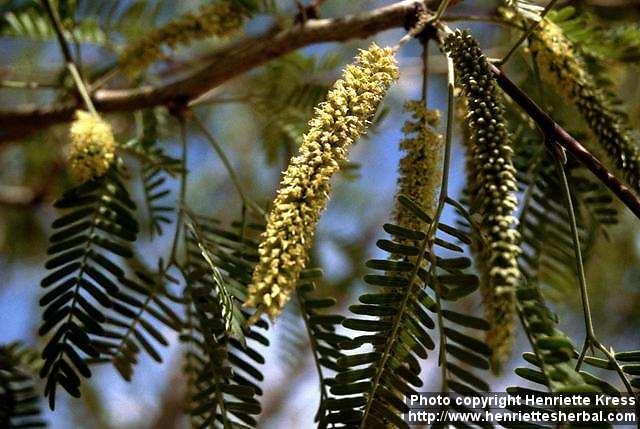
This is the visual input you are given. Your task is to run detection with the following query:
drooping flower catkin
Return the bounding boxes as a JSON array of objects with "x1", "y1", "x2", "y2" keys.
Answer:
[
  {"x1": 529, "y1": 18, "x2": 640, "y2": 193},
  {"x1": 245, "y1": 43, "x2": 399, "y2": 321},
  {"x1": 394, "y1": 101, "x2": 443, "y2": 231},
  {"x1": 445, "y1": 30, "x2": 521, "y2": 371},
  {"x1": 67, "y1": 110, "x2": 116, "y2": 182},
  {"x1": 118, "y1": 1, "x2": 247, "y2": 76}
]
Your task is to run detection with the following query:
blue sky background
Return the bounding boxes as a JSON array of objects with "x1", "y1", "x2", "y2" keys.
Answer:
[{"x1": 1, "y1": 1, "x2": 638, "y2": 427}]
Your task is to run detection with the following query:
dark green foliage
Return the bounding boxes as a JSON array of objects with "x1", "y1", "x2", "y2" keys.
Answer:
[
  {"x1": 87, "y1": 264, "x2": 182, "y2": 381},
  {"x1": 514, "y1": 165, "x2": 609, "y2": 392},
  {"x1": 514, "y1": 282, "x2": 595, "y2": 393},
  {"x1": 187, "y1": 217, "x2": 246, "y2": 343},
  {"x1": 515, "y1": 148, "x2": 618, "y2": 295},
  {"x1": 38, "y1": 168, "x2": 139, "y2": 410},
  {"x1": 1, "y1": 7, "x2": 105, "y2": 44},
  {"x1": 327, "y1": 196, "x2": 491, "y2": 428},
  {"x1": 72, "y1": 0, "x2": 185, "y2": 47},
  {"x1": 130, "y1": 109, "x2": 181, "y2": 238},
  {"x1": 550, "y1": 6, "x2": 640, "y2": 64},
  {"x1": 296, "y1": 270, "x2": 349, "y2": 429},
  {"x1": 615, "y1": 351, "x2": 640, "y2": 390},
  {"x1": 579, "y1": 350, "x2": 640, "y2": 393},
  {"x1": 184, "y1": 282, "x2": 265, "y2": 428},
  {"x1": 431, "y1": 302, "x2": 493, "y2": 427},
  {"x1": 3, "y1": 2, "x2": 639, "y2": 427},
  {"x1": 237, "y1": 0, "x2": 278, "y2": 13},
  {"x1": 508, "y1": 352, "x2": 614, "y2": 429},
  {"x1": 544, "y1": 7, "x2": 640, "y2": 198},
  {"x1": 0, "y1": 0, "x2": 158, "y2": 46},
  {"x1": 182, "y1": 214, "x2": 268, "y2": 428},
  {"x1": 0, "y1": 343, "x2": 46, "y2": 428}
]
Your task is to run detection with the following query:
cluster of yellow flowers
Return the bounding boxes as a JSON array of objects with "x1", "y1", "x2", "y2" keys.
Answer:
[
  {"x1": 445, "y1": 30, "x2": 521, "y2": 372},
  {"x1": 530, "y1": 18, "x2": 640, "y2": 193},
  {"x1": 245, "y1": 43, "x2": 399, "y2": 321},
  {"x1": 118, "y1": 1, "x2": 246, "y2": 76},
  {"x1": 394, "y1": 101, "x2": 443, "y2": 230},
  {"x1": 67, "y1": 110, "x2": 116, "y2": 182}
]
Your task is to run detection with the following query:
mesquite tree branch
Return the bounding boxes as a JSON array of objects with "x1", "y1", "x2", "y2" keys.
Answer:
[
  {"x1": 40, "y1": 0, "x2": 97, "y2": 114},
  {"x1": 2, "y1": 1, "x2": 640, "y2": 219},
  {"x1": 0, "y1": 0, "x2": 427, "y2": 141},
  {"x1": 489, "y1": 64, "x2": 640, "y2": 219}
]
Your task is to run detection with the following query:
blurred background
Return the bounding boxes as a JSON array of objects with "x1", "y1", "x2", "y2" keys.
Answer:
[{"x1": 1, "y1": 0, "x2": 639, "y2": 427}]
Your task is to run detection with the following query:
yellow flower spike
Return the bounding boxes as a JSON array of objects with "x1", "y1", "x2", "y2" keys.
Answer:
[
  {"x1": 393, "y1": 100, "x2": 444, "y2": 236},
  {"x1": 118, "y1": 1, "x2": 247, "y2": 77},
  {"x1": 67, "y1": 110, "x2": 116, "y2": 182},
  {"x1": 245, "y1": 43, "x2": 398, "y2": 322}
]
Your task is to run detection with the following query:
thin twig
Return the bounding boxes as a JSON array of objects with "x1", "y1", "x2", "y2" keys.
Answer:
[
  {"x1": 4, "y1": 0, "x2": 428, "y2": 141},
  {"x1": 169, "y1": 118, "x2": 188, "y2": 267},
  {"x1": 430, "y1": 46, "x2": 456, "y2": 394},
  {"x1": 554, "y1": 146, "x2": 638, "y2": 419},
  {"x1": 496, "y1": 18, "x2": 640, "y2": 411},
  {"x1": 428, "y1": 0, "x2": 453, "y2": 24},
  {"x1": 70, "y1": 16, "x2": 84, "y2": 73},
  {"x1": 0, "y1": 80, "x2": 59, "y2": 89},
  {"x1": 88, "y1": 68, "x2": 119, "y2": 93},
  {"x1": 189, "y1": 110, "x2": 265, "y2": 218},
  {"x1": 67, "y1": 64, "x2": 97, "y2": 114},
  {"x1": 552, "y1": 147, "x2": 595, "y2": 366},
  {"x1": 394, "y1": 9, "x2": 430, "y2": 50},
  {"x1": 296, "y1": 286, "x2": 329, "y2": 422},
  {"x1": 499, "y1": 0, "x2": 560, "y2": 66},
  {"x1": 40, "y1": 0, "x2": 74, "y2": 64},
  {"x1": 421, "y1": 40, "x2": 429, "y2": 102},
  {"x1": 40, "y1": 0, "x2": 96, "y2": 114},
  {"x1": 394, "y1": 0, "x2": 453, "y2": 51},
  {"x1": 443, "y1": 14, "x2": 524, "y2": 29}
]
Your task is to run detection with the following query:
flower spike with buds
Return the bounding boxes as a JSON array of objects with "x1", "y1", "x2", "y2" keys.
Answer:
[
  {"x1": 394, "y1": 101, "x2": 443, "y2": 230},
  {"x1": 67, "y1": 110, "x2": 116, "y2": 182},
  {"x1": 245, "y1": 43, "x2": 399, "y2": 322},
  {"x1": 529, "y1": 18, "x2": 640, "y2": 194},
  {"x1": 445, "y1": 30, "x2": 521, "y2": 372},
  {"x1": 118, "y1": 1, "x2": 248, "y2": 76}
]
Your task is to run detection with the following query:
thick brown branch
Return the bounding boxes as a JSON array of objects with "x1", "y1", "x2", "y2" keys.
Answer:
[
  {"x1": 2, "y1": 1, "x2": 640, "y2": 219},
  {"x1": 490, "y1": 63, "x2": 640, "y2": 219},
  {"x1": 0, "y1": 0, "x2": 426, "y2": 141}
]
